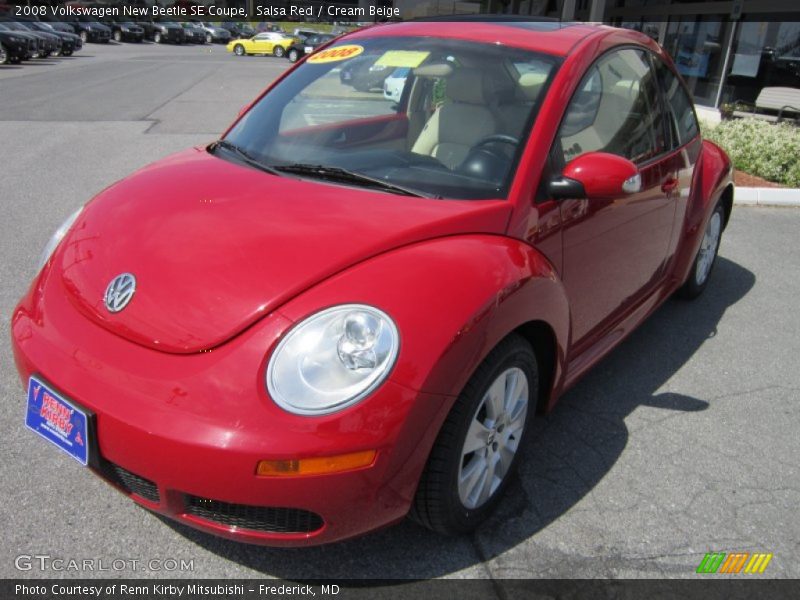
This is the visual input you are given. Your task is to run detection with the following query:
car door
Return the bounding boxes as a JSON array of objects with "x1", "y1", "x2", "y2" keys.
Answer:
[
  {"x1": 652, "y1": 55, "x2": 703, "y2": 266},
  {"x1": 252, "y1": 33, "x2": 272, "y2": 53},
  {"x1": 552, "y1": 47, "x2": 677, "y2": 349}
]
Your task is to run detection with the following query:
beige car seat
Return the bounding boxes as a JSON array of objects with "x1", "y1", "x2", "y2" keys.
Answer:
[{"x1": 411, "y1": 68, "x2": 497, "y2": 169}]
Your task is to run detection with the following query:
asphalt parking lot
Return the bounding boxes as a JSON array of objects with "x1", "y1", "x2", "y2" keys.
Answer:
[{"x1": 1, "y1": 42, "x2": 799, "y2": 583}]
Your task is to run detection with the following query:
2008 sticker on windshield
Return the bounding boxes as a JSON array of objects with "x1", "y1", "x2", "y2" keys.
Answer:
[{"x1": 308, "y1": 45, "x2": 364, "y2": 64}]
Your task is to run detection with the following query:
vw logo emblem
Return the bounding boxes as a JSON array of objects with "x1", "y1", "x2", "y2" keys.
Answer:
[{"x1": 104, "y1": 273, "x2": 136, "y2": 313}]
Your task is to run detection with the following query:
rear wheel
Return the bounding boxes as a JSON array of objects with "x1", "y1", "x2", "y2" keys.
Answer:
[
  {"x1": 154, "y1": 32, "x2": 162, "y2": 44},
  {"x1": 62, "y1": 49, "x2": 73, "y2": 57},
  {"x1": 234, "y1": 44, "x2": 245, "y2": 56},
  {"x1": 113, "y1": 30, "x2": 122, "y2": 42},
  {"x1": 288, "y1": 48, "x2": 299, "y2": 62},
  {"x1": 0, "y1": 45, "x2": 8, "y2": 65},
  {"x1": 679, "y1": 202, "x2": 724, "y2": 300},
  {"x1": 411, "y1": 334, "x2": 537, "y2": 535},
  {"x1": 273, "y1": 45, "x2": 285, "y2": 58},
  {"x1": 206, "y1": 33, "x2": 212, "y2": 44},
  {"x1": 79, "y1": 31, "x2": 88, "y2": 43}
]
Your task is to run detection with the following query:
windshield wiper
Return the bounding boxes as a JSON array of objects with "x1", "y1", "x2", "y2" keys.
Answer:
[
  {"x1": 271, "y1": 163, "x2": 436, "y2": 198},
  {"x1": 209, "y1": 140, "x2": 281, "y2": 177}
]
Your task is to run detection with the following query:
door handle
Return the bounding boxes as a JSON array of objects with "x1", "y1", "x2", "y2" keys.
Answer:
[{"x1": 661, "y1": 178, "x2": 679, "y2": 194}]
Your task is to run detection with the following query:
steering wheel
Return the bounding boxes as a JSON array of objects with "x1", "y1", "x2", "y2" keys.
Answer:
[
  {"x1": 473, "y1": 134, "x2": 520, "y2": 150},
  {"x1": 459, "y1": 135, "x2": 520, "y2": 182}
]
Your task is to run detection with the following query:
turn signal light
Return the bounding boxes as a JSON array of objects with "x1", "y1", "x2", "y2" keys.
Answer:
[{"x1": 256, "y1": 450, "x2": 377, "y2": 477}]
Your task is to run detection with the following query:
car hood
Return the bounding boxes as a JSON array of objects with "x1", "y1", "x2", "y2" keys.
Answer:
[{"x1": 55, "y1": 148, "x2": 512, "y2": 354}]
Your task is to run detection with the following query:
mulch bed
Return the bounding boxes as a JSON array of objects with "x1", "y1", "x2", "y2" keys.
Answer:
[{"x1": 734, "y1": 170, "x2": 785, "y2": 188}]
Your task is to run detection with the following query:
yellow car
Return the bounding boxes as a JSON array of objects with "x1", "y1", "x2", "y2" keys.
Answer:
[{"x1": 227, "y1": 32, "x2": 297, "y2": 58}]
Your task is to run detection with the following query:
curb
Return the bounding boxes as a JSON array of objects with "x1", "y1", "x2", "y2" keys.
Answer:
[{"x1": 734, "y1": 187, "x2": 800, "y2": 207}]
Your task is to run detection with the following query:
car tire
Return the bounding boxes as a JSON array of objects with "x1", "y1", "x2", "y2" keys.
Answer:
[
  {"x1": 288, "y1": 48, "x2": 299, "y2": 62},
  {"x1": 679, "y1": 202, "x2": 725, "y2": 300},
  {"x1": 62, "y1": 49, "x2": 72, "y2": 57},
  {"x1": 234, "y1": 44, "x2": 245, "y2": 56},
  {"x1": 273, "y1": 46, "x2": 285, "y2": 58},
  {"x1": 0, "y1": 45, "x2": 8, "y2": 65},
  {"x1": 79, "y1": 31, "x2": 87, "y2": 43},
  {"x1": 411, "y1": 334, "x2": 537, "y2": 535},
  {"x1": 52, "y1": 48, "x2": 61, "y2": 57},
  {"x1": 113, "y1": 31, "x2": 122, "y2": 42},
  {"x1": 154, "y1": 32, "x2": 162, "y2": 44},
  {"x1": 206, "y1": 34, "x2": 213, "y2": 44}
]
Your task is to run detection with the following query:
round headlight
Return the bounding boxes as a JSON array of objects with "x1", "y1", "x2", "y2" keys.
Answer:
[
  {"x1": 267, "y1": 305, "x2": 399, "y2": 416},
  {"x1": 38, "y1": 208, "x2": 82, "y2": 271}
]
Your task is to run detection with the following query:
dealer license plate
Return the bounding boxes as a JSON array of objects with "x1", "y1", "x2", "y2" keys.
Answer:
[{"x1": 25, "y1": 376, "x2": 89, "y2": 466}]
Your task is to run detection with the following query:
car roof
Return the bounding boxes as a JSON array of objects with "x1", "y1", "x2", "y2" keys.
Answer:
[{"x1": 343, "y1": 19, "x2": 619, "y2": 57}]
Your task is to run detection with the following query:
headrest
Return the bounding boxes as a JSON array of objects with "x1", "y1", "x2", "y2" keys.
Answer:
[
  {"x1": 518, "y1": 72, "x2": 547, "y2": 101},
  {"x1": 445, "y1": 69, "x2": 486, "y2": 104},
  {"x1": 414, "y1": 63, "x2": 454, "y2": 78}
]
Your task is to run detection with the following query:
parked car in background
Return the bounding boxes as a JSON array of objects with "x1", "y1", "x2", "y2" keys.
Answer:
[
  {"x1": 221, "y1": 22, "x2": 255, "y2": 40},
  {"x1": 383, "y1": 67, "x2": 410, "y2": 102},
  {"x1": 181, "y1": 22, "x2": 206, "y2": 44},
  {"x1": 18, "y1": 20, "x2": 81, "y2": 56},
  {"x1": 286, "y1": 32, "x2": 336, "y2": 63},
  {"x1": 63, "y1": 17, "x2": 111, "y2": 43},
  {"x1": 255, "y1": 22, "x2": 284, "y2": 33},
  {"x1": 196, "y1": 21, "x2": 230, "y2": 44},
  {"x1": 227, "y1": 31, "x2": 297, "y2": 58},
  {"x1": 0, "y1": 19, "x2": 58, "y2": 57},
  {"x1": 36, "y1": 20, "x2": 77, "y2": 37},
  {"x1": 152, "y1": 21, "x2": 186, "y2": 44},
  {"x1": 109, "y1": 20, "x2": 144, "y2": 43},
  {"x1": 135, "y1": 19, "x2": 185, "y2": 44},
  {"x1": 0, "y1": 23, "x2": 35, "y2": 63},
  {"x1": 292, "y1": 27, "x2": 321, "y2": 39},
  {"x1": 339, "y1": 55, "x2": 392, "y2": 91},
  {"x1": 12, "y1": 17, "x2": 83, "y2": 56}
]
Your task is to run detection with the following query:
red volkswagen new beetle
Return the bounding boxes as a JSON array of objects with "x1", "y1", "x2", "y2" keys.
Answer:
[{"x1": 12, "y1": 19, "x2": 732, "y2": 546}]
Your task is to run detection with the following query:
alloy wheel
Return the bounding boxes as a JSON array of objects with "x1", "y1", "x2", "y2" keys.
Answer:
[
  {"x1": 458, "y1": 367, "x2": 529, "y2": 509},
  {"x1": 696, "y1": 211, "x2": 722, "y2": 285}
]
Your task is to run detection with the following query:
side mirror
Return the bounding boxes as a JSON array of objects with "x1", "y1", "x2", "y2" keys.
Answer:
[{"x1": 549, "y1": 152, "x2": 641, "y2": 199}]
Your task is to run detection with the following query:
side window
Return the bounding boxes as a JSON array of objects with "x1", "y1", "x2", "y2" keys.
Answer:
[
  {"x1": 655, "y1": 58, "x2": 699, "y2": 148},
  {"x1": 558, "y1": 48, "x2": 667, "y2": 165}
]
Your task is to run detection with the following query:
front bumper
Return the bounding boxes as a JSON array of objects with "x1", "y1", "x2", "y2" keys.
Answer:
[
  {"x1": 159, "y1": 29, "x2": 185, "y2": 43},
  {"x1": 87, "y1": 29, "x2": 111, "y2": 43},
  {"x1": 2, "y1": 40, "x2": 29, "y2": 60},
  {"x1": 119, "y1": 30, "x2": 144, "y2": 42},
  {"x1": 11, "y1": 267, "x2": 446, "y2": 546}
]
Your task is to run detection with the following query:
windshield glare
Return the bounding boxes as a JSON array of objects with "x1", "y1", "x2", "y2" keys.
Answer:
[{"x1": 223, "y1": 37, "x2": 558, "y2": 200}]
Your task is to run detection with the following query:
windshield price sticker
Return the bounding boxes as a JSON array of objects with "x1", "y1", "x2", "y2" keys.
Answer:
[
  {"x1": 307, "y1": 45, "x2": 364, "y2": 64},
  {"x1": 375, "y1": 51, "x2": 431, "y2": 68}
]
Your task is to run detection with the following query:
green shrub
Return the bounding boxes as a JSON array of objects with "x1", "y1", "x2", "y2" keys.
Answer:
[{"x1": 702, "y1": 119, "x2": 800, "y2": 187}]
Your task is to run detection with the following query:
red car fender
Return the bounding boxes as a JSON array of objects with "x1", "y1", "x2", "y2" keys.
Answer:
[
  {"x1": 275, "y1": 234, "x2": 570, "y2": 509},
  {"x1": 672, "y1": 139, "x2": 734, "y2": 287},
  {"x1": 277, "y1": 234, "x2": 570, "y2": 405}
]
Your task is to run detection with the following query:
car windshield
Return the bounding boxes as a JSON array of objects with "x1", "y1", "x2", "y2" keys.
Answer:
[{"x1": 221, "y1": 36, "x2": 558, "y2": 200}]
